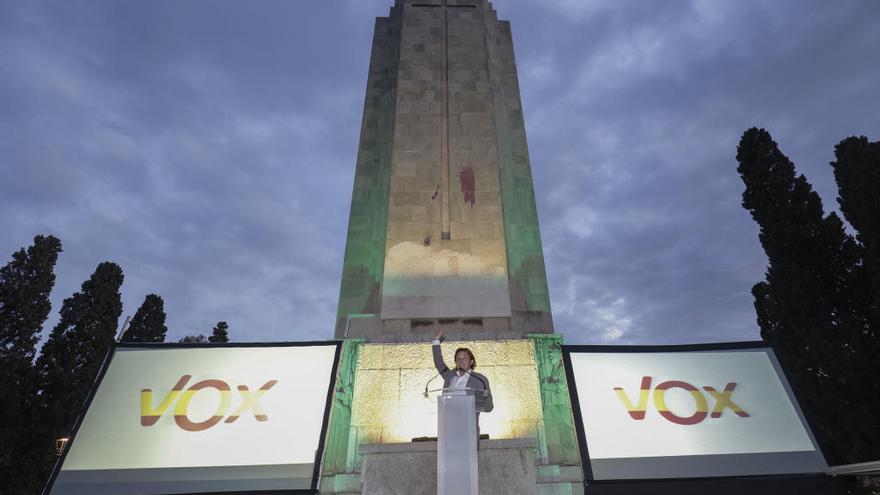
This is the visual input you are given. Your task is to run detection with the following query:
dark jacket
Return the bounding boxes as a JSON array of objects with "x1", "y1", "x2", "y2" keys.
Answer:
[{"x1": 432, "y1": 343, "x2": 494, "y2": 413}]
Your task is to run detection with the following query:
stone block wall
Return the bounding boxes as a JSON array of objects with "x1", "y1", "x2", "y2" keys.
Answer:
[
  {"x1": 380, "y1": 0, "x2": 512, "y2": 322},
  {"x1": 346, "y1": 339, "x2": 542, "y2": 466}
]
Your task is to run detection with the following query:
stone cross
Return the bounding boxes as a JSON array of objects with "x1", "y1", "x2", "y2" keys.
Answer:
[{"x1": 413, "y1": 0, "x2": 477, "y2": 239}]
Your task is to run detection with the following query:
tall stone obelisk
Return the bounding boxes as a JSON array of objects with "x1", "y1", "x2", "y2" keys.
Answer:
[
  {"x1": 336, "y1": 0, "x2": 553, "y2": 341},
  {"x1": 322, "y1": 4, "x2": 581, "y2": 492}
]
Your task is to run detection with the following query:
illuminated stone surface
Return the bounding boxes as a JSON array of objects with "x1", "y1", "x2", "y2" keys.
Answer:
[
  {"x1": 320, "y1": 338, "x2": 583, "y2": 493},
  {"x1": 379, "y1": 0, "x2": 511, "y2": 321},
  {"x1": 351, "y1": 340, "x2": 541, "y2": 443}
]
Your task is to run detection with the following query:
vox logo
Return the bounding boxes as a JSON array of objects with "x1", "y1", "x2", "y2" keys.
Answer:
[
  {"x1": 613, "y1": 376, "x2": 750, "y2": 425},
  {"x1": 140, "y1": 375, "x2": 278, "y2": 432}
]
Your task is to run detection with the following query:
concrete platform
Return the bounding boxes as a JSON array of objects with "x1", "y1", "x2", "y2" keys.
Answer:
[{"x1": 359, "y1": 438, "x2": 537, "y2": 495}]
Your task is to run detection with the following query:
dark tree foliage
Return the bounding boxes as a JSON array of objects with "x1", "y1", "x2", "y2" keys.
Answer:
[
  {"x1": 737, "y1": 128, "x2": 880, "y2": 464},
  {"x1": 0, "y1": 235, "x2": 62, "y2": 359},
  {"x1": 178, "y1": 322, "x2": 230, "y2": 344},
  {"x1": 34, "y1": 262, "x2": 124, "y2": 483},
  {"x1": 121, "y1": 294, "x2": 168, "y2": 343},
  {"x1": 209, "y1": 321, "x2": 229, "y2": 343},
  {"x1": 832, "y1": 137, "x2": 880, "y2": 322},
  {"x1": 0, "y1": 235, "x2": 62, "y2": 493}
]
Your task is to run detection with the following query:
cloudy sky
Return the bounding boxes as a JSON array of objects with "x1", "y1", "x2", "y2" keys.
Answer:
[{"x1": 2, "y1": 0, "x2": 878, "y2": 345}]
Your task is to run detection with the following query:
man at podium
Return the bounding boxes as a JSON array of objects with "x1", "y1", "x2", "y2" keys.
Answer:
[{"x1": 432, "y1": 330, "x2": 494, "y2": 425}]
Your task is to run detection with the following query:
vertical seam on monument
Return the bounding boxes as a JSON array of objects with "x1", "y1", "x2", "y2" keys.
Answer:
[{"x1": 440, "y1": 0, "x2": 452, "y2": 240}]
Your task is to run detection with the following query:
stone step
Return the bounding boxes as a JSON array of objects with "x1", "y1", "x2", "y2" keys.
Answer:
[
  {"x1": 319, "y1": 473, "x2": 362, "y2": 494},
  {"x1": 535, "y1": 465, "x2": 585, "y2": 495},
  {"x1": 323, "y1": 460, "x2": 583, "y2": 493},
  {"x1": 535, "y1": 464, "x2": 584, "y2": 484},
  {"x1": 536, "y1": 482, "x2": 586, "y2": 495}
]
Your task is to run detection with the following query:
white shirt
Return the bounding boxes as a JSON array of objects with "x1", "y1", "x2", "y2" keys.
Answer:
[{"x1": 452, "y1": 372, "x2": 469, "y2": 389}]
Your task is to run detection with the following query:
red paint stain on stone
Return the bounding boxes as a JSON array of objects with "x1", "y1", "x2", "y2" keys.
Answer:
[{"x1": 458, "y1": 165, "x2": 476, "y2": 207}]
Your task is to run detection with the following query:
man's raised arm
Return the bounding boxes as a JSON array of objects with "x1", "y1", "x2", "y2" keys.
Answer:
[{"x1": 432, "y1": 329, "x2": 449, "y2": 374}]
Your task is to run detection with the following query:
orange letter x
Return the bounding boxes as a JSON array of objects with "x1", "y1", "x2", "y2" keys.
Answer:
[
  {"x1": 225, "y1": 380, "x2": 279, "y2": 423},
  {"x1": 703, "y1": 383, "x2": 749, "y2": 418}
]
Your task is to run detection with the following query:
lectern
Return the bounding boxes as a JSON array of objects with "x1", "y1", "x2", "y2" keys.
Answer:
[{"x1": 436, "y1": 388, "x2": 482, "y2": 495}]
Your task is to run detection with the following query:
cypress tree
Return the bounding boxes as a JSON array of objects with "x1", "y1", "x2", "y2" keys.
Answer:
[
  {"x1": 0, "y1": 235, "x2": 62, "y2": 494},
  {"x1": 832, "y1": 136, "x2": 880, "y2": 319},
  {"x1": 34, "y1": 262, "x2": 123, "y2": 481},
  {"x1": 830, "y1": 136, "x2": 880, "y2": 462},
  {"x1": 120, "y1": 294, "x2": 168, "y2": 343},
  {"x1": 209, "y1": 321, "x2": 229, "y2": 343},
  {"x1": 737, "y1": 128, "x2": 875, "y2": 463}
]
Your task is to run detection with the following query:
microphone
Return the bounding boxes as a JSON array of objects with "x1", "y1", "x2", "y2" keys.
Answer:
[{"x1": 424, "y1": 366, "x2": 448, "y2": 398}]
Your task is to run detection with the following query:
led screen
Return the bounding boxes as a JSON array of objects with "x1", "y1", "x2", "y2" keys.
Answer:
[
  {"x1": 48, "y1": 343, "x2": 339, "y2": 495},
  {"x1": 564, "y1": 345, "x2": 827, "y2": 480}
]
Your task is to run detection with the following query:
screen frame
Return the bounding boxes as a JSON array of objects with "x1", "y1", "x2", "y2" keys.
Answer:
[
  {"x1": 561, "y1": 341, "x2": 831, "y2": 484},
  {"x1": 43, "y1": 340, "x2": 343, "y2": 495}
]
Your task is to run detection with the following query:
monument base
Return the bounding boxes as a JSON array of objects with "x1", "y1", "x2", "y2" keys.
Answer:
[{"x1": 357, "y1": 438, "x2": 537, "y2": 495}]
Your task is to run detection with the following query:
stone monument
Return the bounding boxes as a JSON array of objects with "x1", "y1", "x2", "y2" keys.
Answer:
[
  {"x1": 335, "y1": 0, "x2": 553, "y2": 341},
  {"x1": 321, "y1": 2, "x2": 582, "y2": 493}
]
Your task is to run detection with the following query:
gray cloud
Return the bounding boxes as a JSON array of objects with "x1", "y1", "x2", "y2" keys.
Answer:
[
  {"x1": 508, "y1": 0, "x2": 880, "y2": 343},
  {"x1": 1, "y1": 0, "x2": 878, "y2": 345}
]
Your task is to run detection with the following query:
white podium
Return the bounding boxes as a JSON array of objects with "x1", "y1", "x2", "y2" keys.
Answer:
[{"x1": 436, "y1": 388, "x2": 481, "y2": 495}]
